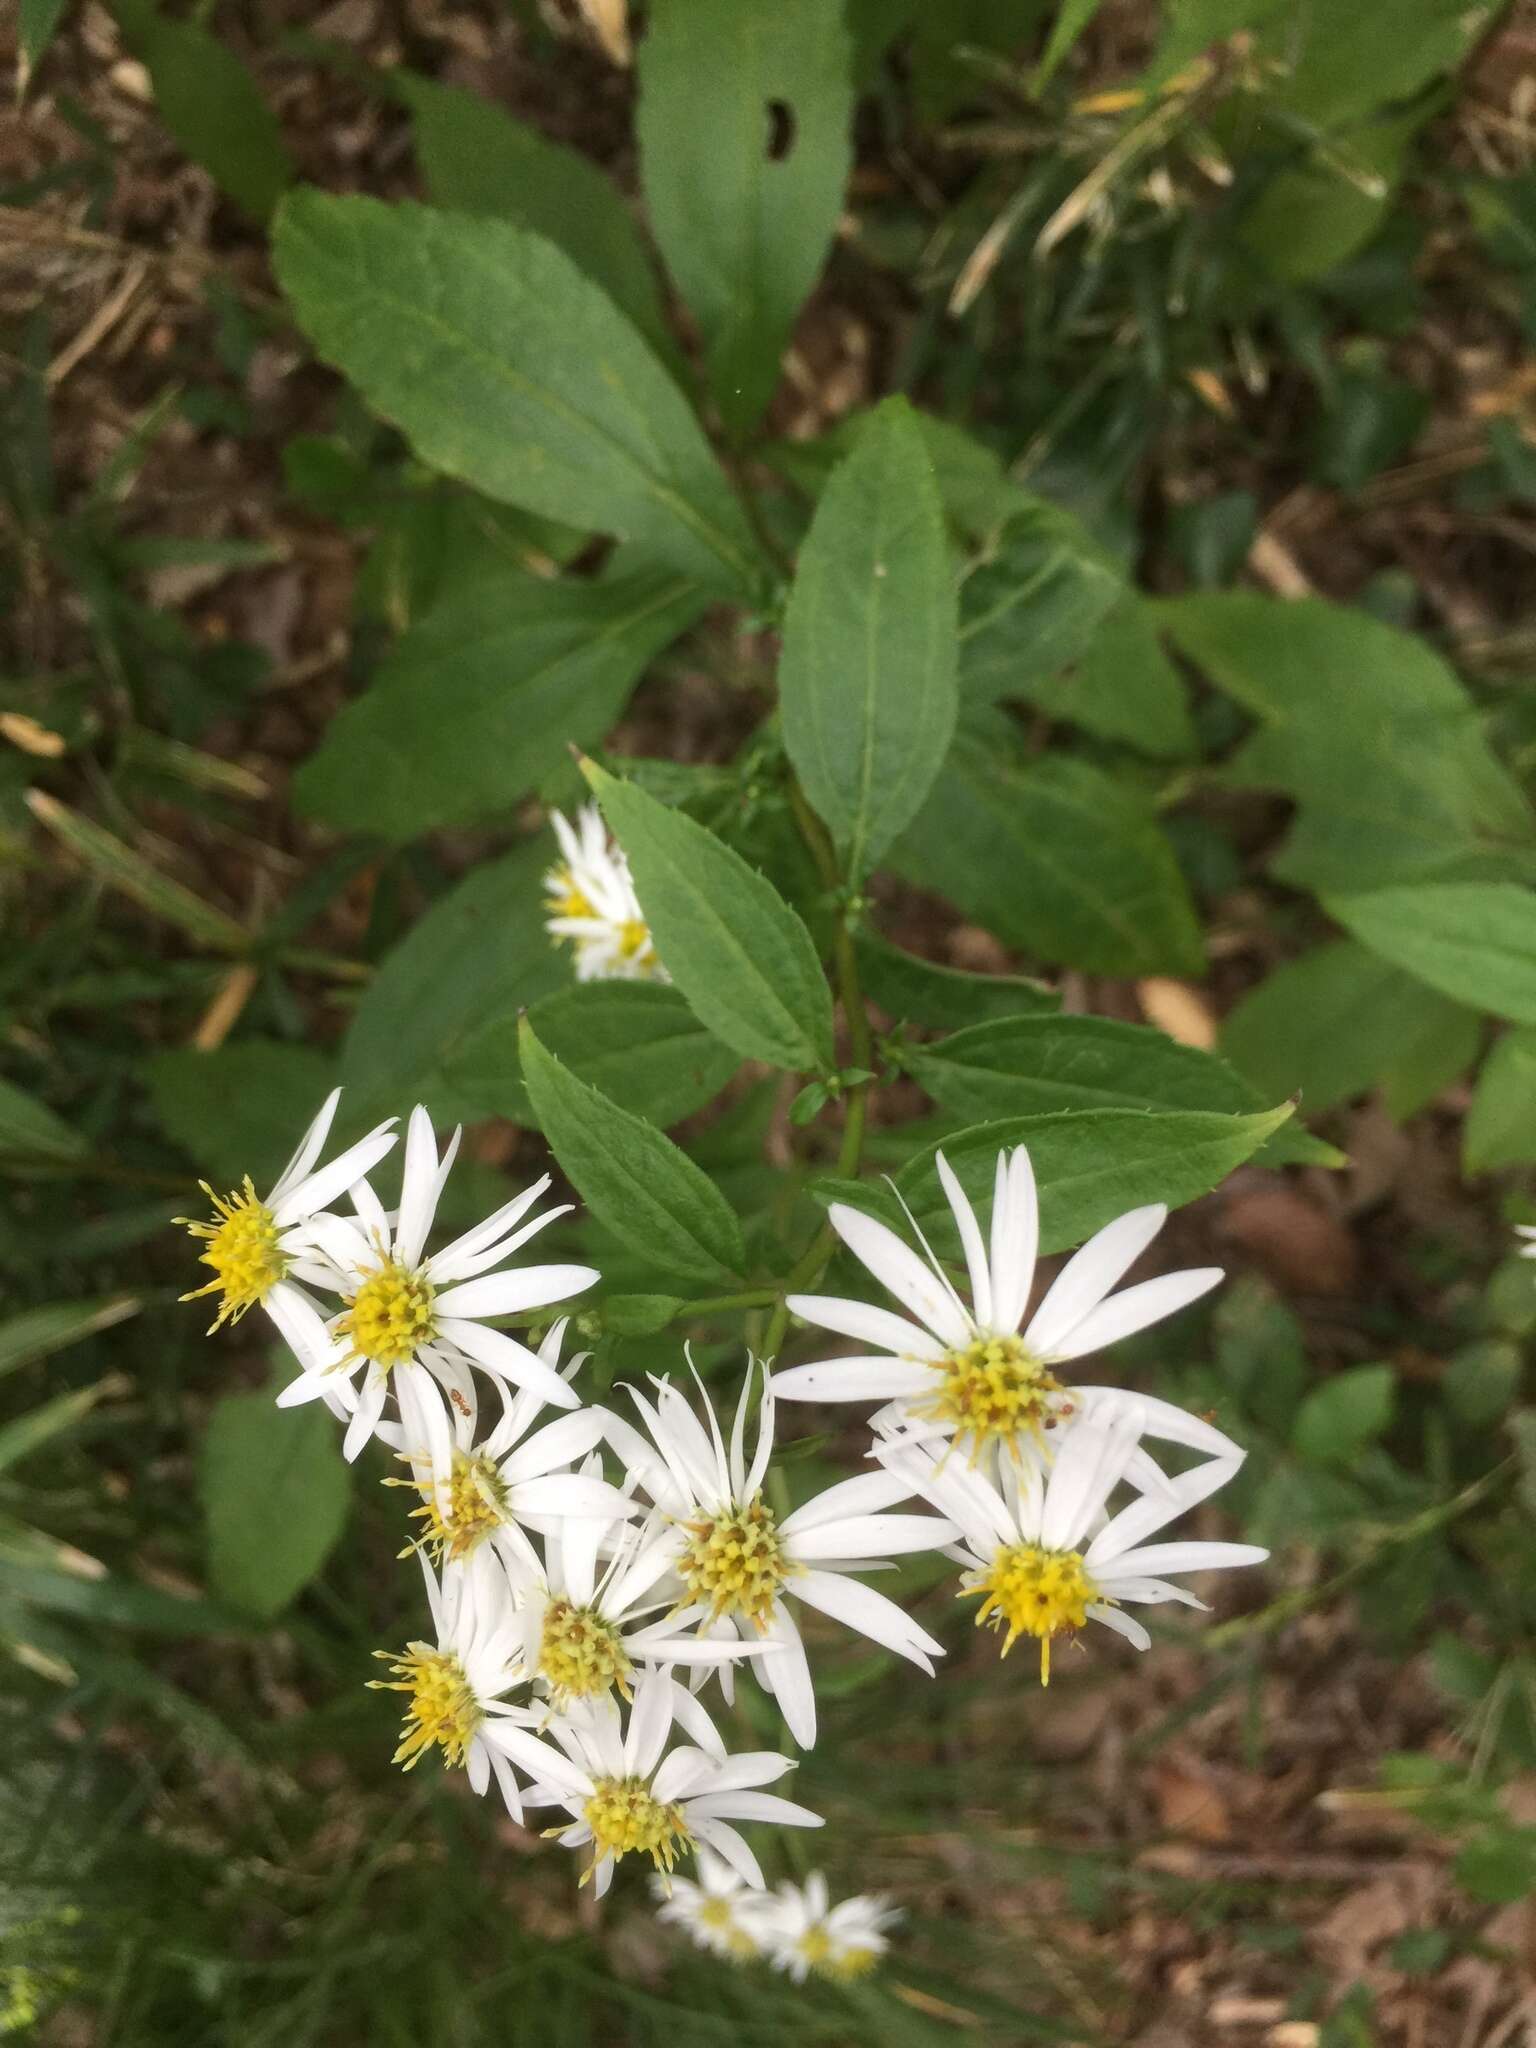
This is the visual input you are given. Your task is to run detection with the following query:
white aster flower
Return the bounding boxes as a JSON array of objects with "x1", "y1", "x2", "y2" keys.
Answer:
[
  {"x1": 369, "y1": 1548, "x2": 536, "y2": 1820},
  {"x1": 880, "y1": 1406, "x2": 1267, "y2": 1684},
  {"x1": 652, "y1": 1846, "x2": 769, "y2": 1961},
  {"x1": 1516, "y1": 1225, "x2": 1536, "y2": 1261},
  {"x1": 601, "y1": 1362, "x2": 957, "y2": 1748},
  {"x1": 778, "y1": 1144, "x2": 1235, "y2": 1469},
  {"x1": 544, "y1": 802, "x2": 666, "y2": 983},
  {"x1": 759, "y1": 1871, "x2": 899, "y2": 1984},
  {"x1": 390, "y1": 1321, "x2": 632, "y2": 1568},
  {"x1": 503, "y1": 1485, "x2": 783, "y2": 1708},
  {"x1": 179, "y1": 1087, "x2": 397, "y2": 1337},
  {"x1": 490, "y1": 1664, "x2": 821, "y2": 1897},
  {"x1": 274, "y1": 1106, "x2": 599, "y2": 1460}
]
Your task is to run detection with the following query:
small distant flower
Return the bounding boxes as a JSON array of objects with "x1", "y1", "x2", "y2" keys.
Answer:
[
  {"x1": 652, "y1": 1846, "x2": 770, "y2": 1961},
  {"x1": 277, "y1": 1107, "x2": 599, "y2": 1460},
  {"x1": 489, "y1": 1666, "x2": 821, "y2": 1898},
  {"x1": 368, "y1": 1549, "x2": 536, "y2": 1820},
  {"x1": 759, "y1": 1872, "x2": 899, "y2": 1983},
  {"x1": 777, "y1": 1145, "x2": 1236, "y2": 1468},
  {"x1": 881, "y1": 1407, "x2": 1267, "y2": 1685},
  {"x1": 1516, "y1": 1225, "x2": 1536, "y2": 1261},
  {"x1": 179, "y1": 1087, "x2": 397, "y2": 1335},
  {"x1": 601, "y1": 1362, "x2": 957, "y2": 1747},
  {"x1": 391, "y1": 1322, "x2": 631, "y2": 1568},
  {"x1": 544, "y1": 803, "x2": 666, "y2": 983}
]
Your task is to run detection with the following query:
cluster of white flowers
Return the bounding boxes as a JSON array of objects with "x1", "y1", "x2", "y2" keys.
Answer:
[
  {"x1": 182, "y1": 1085, "x2": 1266, "y2": 1976},
  {"x1": 543, "y1": 803, "x2": 666, "y2": 983}
]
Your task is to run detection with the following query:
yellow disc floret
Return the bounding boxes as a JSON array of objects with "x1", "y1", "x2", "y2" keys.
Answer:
[
  {"x1": 677, "y1": 1495, "x2": 793, "y2": 1629},
  {"x1": 369, "y1": 1645, "x2": 481, "y2": 1769},
  {"x1": 918, "y1": 1335, "x2": 1065, "y2": 1459},
  {"x1": 337, "y1": 1255, "x2": 436, "y2": 1372},
  {"x1": 538, "y1": 1599, "x2": 632, "y2": 1701},
  {"x1": 407, "y1": 1451, "x2": 508, "y2": 1562},
  {"x1": 797, "y1": 1926, "x2": 878, "y2": 1982},
  {"x1": 965, "y1": 1542, "x2": 1098, "y2": 1685},
  {"x1": 699, "y1": 1894, "x2": 759, "y2": 1958},
  {"x1": 547, "y1": 864, "x2": 596, "y2": 921},
  {"x1": 180, "y1": 1179, "x2": 286, "y2": 1329},
  {"x1": 584, "y1": 1776, "x2": 692, "y2": 1876}
]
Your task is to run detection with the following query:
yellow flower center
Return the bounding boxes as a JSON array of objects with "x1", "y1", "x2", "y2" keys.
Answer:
[
  {"x1": 538, "y1": 1599, "x2": 632, "y2": 1701},
  {"x1": 584, "y1": 1776, "x2": 692, "y2": 1875},
  {"x1": 617, "y1": 917, "x2": 652, "y2": 960},
  {"x1": 797, "y1": 1925, "x2": 878, "y2": 1981},
  {"x1": 965, "y1": 1542, "x2": 1098, "y2": 1685},
  {"x1": 547, "y1": 864, "x2": 596, "y2": 921},
  {"x1": 699, "y1": 1894, "x2": 758, "y2": 1957},
  {"x1": 408, "y1": 1451, "x2": 507, "y2": 1562},
  {"x1": 180, "y1": 1179, "x2": 287, "y2": 1329},
  {"x1": 369, "y1": 1645, "x2": 481, "y2": 1769},
  {"x1": 677, "y1": 1495, "x2": 793, "y2": 1629},
  {"x1": 918, "y1": 1335, "x2": 1065, "y2": 1458},
  {"x1": 338, "y1": 1255, "x2": 436, "y2": 1371}
]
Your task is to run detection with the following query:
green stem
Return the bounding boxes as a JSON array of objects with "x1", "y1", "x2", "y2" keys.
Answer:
[{"x1": 674, "y1": 1287, "x2": 780, "y2": 1318}]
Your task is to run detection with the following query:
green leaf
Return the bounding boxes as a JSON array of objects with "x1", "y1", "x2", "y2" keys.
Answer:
[
  {"x1": 1161, "y1": 594, "x2": 1536, "y2": 891},
  {"x1": 0, "y1": 1297, "x2": 140, "y2": 1382},
  {"x1": 826, "y1": 1102, "x2": 1293, "y2": 1259},
  {"x1": 1456, "y1": 1826, "x2": 1536, "y2": 1907},
  {"x1": 0, "y1": 1378, "x2": 117, "y2": 1480},
  {"x1": 637, "y1": 0, "x2": 852, "y2": 434},
  {"x1": 1222, "y1": 940, "x2": 1481, "y2": 1117},
  {"x1": 1291, "y1": 1364, "x2": 1397, "y2": 1466},
  {"x1": 584, "y1": 760, "x2": 835, "y2": 1074},
  {"x1": 1327, "y1": 884, "x2": 1536, "y2": 1024},
  {"x1": 272, "y1": 192, "x2": 764, "y2": 597},
  {"x1": 342, "y1": 841, "x2": 567, "y2": 1124},
  {"x1": 1467, "y1": 1030, "x2": 1536, "y2": 1172},
  {"x1": 25, "y1": 789, "x2": 251, "y2": 952},
  {"x1": 1029, "y1": 596, "x2": 1195, "y2": 758},
  {"x1": 855, "y1": 930, "x2": 1059, "y2": 1031},
  {"x1": 144, "y1": 1041, "x2": 335, "y2": 1189},
  {"x1": 600, "y1": 1294, "x2": 687, "y2": 1337},
  {"x1": 908, "y1": 1014, "x2": 1333, "y2": 1165},
  {"x1": 20, "y1": 0, "x2": 72, "y2": 77},
  {"x1": 894, "y1": 741, "x2": 1204, "y2": 977},
  {"x1": 441, "y1": 981, "x2": 739, "y2": 1129},
  {"x1": 201, "y1": 1390, "x2": 350, "y2": 1620},
  {"x1": 959, "y1": 501, "x2": 1123, "y2": 706},
  {"x1": 0, "y1": 1077, "x2": 87, "y2": 1162},
  {"x1": 295, "y1": 554, "x2": 707, "y2": 840},
  {"x1": 779, "y1": 397, "x2": 958, "y2": 878},
  {"x1": 1256, "y1": 0, "x2": 1485, "y2": 128},
  {"x1": 1034, "y1": 0, "x2": 1104, "y2": 88},
  {"x1": 519, "y1": 1020, "x2": 746, "y2": 1287},
  {"x1": 397, "y1": 74, "x2": 675, "y2": 363},
  {"x1": 110, "y1": 0, "x2": 293, "y2": 220}
]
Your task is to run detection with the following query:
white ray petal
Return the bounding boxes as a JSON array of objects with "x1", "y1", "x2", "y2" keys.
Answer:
[
  {"x1": 789, "y1": 1568, "x2": 942, "y2": 1665},
  {"x1": 1046, "y1": 1267, "x2": 1223, "y2": 1362},
  {"x1": 769, "y1": 1357, "x2": 936, "y2": 1404},
  {"x1": 783, "y1": 1295, "x2": 947, "y2": 1362},
  {"x1": 1024, "y1": 1204, "x2": 1167, "y2": 1357},
  {"x1": 936, "y1": 1150, "x2": 992, "y2": 1328},
  {"x1": 828, "y1": 1203, "x2": 972, "y2": 1350}
]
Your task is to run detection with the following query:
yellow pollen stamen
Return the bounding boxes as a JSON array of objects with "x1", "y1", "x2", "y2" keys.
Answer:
[
  {"x1": 917, "y1": 1335, "x2": 1065, "y2": 1460},
  {"x1": 798, "y1": 1926, "x2": 878, "y2": 1981},
  {"x1": 617, "y1": 917, "x2": 652, "y2": 960},
  {"x1": 676, "y1": 1494, "x2": 793, "y2": 1629},
  {"x1": 369, "y1": 1645, "x2": 481, "y2": 1768},
  {"x1": 404, "y1": 1450, "x2": 507, "y2": 1562},
  {"x1": 337, "y1": 1255, "x2": 436, "y2": 1373},
  {"x1": 538, "y1": 1599, "x2": 632, "y2": 1701},
  {"x1": 699, "y1": 1895, "x2": 758, "y2": 1957},
  {"x1": 547, "y1": 864, "x2": 596, "y2": 922},
  {"x1": 965, "y1": 1542, "x2": 1098, "y2": 1685},
  {"x1": 583, "y1": 1776, "x2": 692, "y2": 1878},
  {"x1": 179, "y1": 1179, "x2": 286, "y2": 1329}
]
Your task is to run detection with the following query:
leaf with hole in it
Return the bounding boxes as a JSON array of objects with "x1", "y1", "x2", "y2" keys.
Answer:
[
  {"x1": 584, "y1": 760, "x2": 835, "y2": 1074},
  {"x1": 1327, "y1": 883, "x2": 1536, "y2": 1025},
  {"x1": 110, "y1": 0, "x2": 293, "y2": 219},
  {"x1": 295, "y1": 553, "x2": 707, "y2": 841},
  {"x1": 637, "y1": 0, "x2": 852, "y2": 435},
  {"x1": 442, "y1": 981, "x2": 739, "y2": 1130},
  {"x1": 519, "y1": 1019, "x2": 746, "y2": 1288},
  {"x1": 779, "y1": 397, "x2": 958, "y2": 879},
  {"x1": 272, "y1": 191, "x2": 764, "y2": 598},
  {"x1": 894, "y1": 740, "x2": 1204, "y2": 978},
  {"x1": 397, "y1": 74, "x2": 675, "y2": 365},
  {"x1": 201, "y1": 1390, "x2": 350, "y2": 1620}
]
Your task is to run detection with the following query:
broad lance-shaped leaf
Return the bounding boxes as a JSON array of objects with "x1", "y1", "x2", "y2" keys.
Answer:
[
  {"x1": 894, "y1": 738, "x2": 1204, "y2": 979},
  {"x1": 637, "y1": 0, "x2": 852, "y2": 435},
  {"x1": 583, "y1": 759, "x2": 835, "y2": 1075},
  {"x1": 519, "y1": 1020, "x2": 746, "y2": 1288},
  {"x1": 855, "y1": 930, "x2": 1058, "y2": 1031},
  {"x1": 295, "y1": 553, "x2": 708, "y2": 840},
  {"x1": 396, "y1": 74, "x2": 677, "y2": 367},
  {"x1": 779, "y1": 396, "x2": 958, "y2": 879},
  {"x1": 908, "y1": 1014, "x2": 1336, "y2": 1167},
  {"x1": 201, "y1": 1388, "x2": 349, "y2": 1621},
  {"x1": 1326, "y1": 883, "x2": 1536, "y2": 1025},
  {"x1": 272, "y1": 192, "x2": 765, "y2": 599},
  {"x1": 819, "y1": 1102, "x2": 1293, "y2": 1261},
  {"x1": 1465, "y1": 1029, "x2": 1536, "y2": 1175}
]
